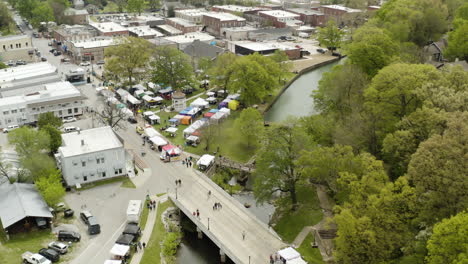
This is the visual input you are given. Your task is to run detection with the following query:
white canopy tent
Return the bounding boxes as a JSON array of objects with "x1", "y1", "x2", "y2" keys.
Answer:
[
  {"x1": 165, "y1": 127, "x2": 178, "y2": 134},
  {"x1": 219, "y1": 107, "x2": 231, "y2": 115},
  {"x1": 190, "y1": 98, "x2": 209, "y2": 108},
  {"x1": 120, "y1": 108, "x2": 133, "y2": 117},
  {"x1": 206, "y1": 91, "x2": 215, "y2": 96},
  {"x1": 183, "y1": 120, "x2": 208, "y2": 137},
  {"x1": 278, "y1": 247, "x2": 301, "y2": 261},
  {"x1": 196, "y1": 154, "x2": 215, "y2": 169},
  {"x1": 186, "y1": 135, "x2": 199, "y2": 142},
  {"x1": 110, "y1": 244, "x2": 129, "y2": 257},
  {"x1": 144, "y1": 127, "x2": 161, "y2": 138},
  {"x1": 287, "y1": 258, "x2": 307, "y2": 264},
  {"x1": 143, "y1": 111, "x2": 155, "y2": 117},
  {"x1": 126, "y1": 94, "x2": 141, "y2": 105},
  {"x1": 149, "y1": 136, "x2": 167, "y2": 146},
  {"x1": 206, "y1": 97, "x2": 217, "y2": 103},
  {"x1": 148, "y1": 115, "x2": 160, "y2": 123}
]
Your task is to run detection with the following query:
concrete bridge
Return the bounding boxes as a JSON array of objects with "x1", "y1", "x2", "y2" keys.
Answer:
[{"x1": 168, "y1": 170, "x2": 286, "y2": 264}]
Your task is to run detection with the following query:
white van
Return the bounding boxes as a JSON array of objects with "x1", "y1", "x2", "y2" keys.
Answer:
[
  {"x1": 63, "y1": 126, "x2": 80, "y2": 133},
  {"x1": 3, "y1": 125, "x2": 19, "y2": 133},
  {"x1": 127, "y1": 200, "x2": 142, "y2": 223}
]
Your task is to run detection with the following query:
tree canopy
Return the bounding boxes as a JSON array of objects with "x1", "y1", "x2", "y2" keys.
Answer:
[
  {"x1": 151, "y1": 46, "x2": 195, "y2": 90},
  {"x1": 316, "y1": 20, "x2": 344, "y2": 51},
  {"x1": 234, "y1": 108, "x2": 264, "y2": 149}
]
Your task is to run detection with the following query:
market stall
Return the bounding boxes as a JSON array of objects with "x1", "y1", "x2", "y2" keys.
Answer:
[
  {"x1": 181, "y1": 116, "x2": 192, "y2": 125},
  {"x1": 204, "y1": 112, "x2": 215, "y2": 118},
  {"x1": 165, "y1": 127, "x2": 178, "y2": 137},
  {"x1": 196, "y1": 154, "x2": 215, "y2": 170},
  {"x1": 150, "y1": 136, "x2": 168, "y2": 151},
  {"x1": 185, "y1": 135, "x2": 199, "y2": 146},
  {"x1": 190, "y1": 98, "x2": 209, "y2": 109},
  {"x1": 148, "y1": 114, "x2": 160, "y2": 125},
  {"x1": 228, "y1": 100, "x2": 239, "y2": 110},
  {"x1": 160, "y1": 144, "x2": 181, "y2": 161},
  {"x1": 207, "y1": 97, "x2": 217, "y2": 104},
  {"x1": 168, "y1": 118, "x2": 180, "y2": 127},
  {"x1": 110, "y1": 244, "x2": 130, "y2": 260}
]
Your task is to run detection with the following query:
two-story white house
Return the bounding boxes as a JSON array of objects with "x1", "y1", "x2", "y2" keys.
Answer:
[{"x1": 55, "y1": 126, "x2": 127, "y2": 187}]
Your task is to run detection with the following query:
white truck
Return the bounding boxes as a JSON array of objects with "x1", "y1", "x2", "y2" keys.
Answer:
[
  {"x1": 127, "y1": 200, "x2": 142, "y2": 223},
  {"x1": 22, "y1": 252, "x2": 52, "y2": 264}
]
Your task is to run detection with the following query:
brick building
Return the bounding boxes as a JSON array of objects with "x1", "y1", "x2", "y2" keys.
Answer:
[
  {"x1": 63, "y1": 8, "x2": 89, "y2": 25},
  {"x1": 287, "y1": 8, "x2": 325, "y2": 27},
  {"x1": 319, "y1": 5, "x2": 362, "y2": 25},
  {"x1": 175, "y1": 9, "x2": 206, "y2": 23},
  {"x1": 53, "y1": 25, "x2": 97, "y2": 43},
  {"x1": 202, "y1": 12, "x2": 246, "y2": 37},
  {"x1": 89, "y1": 22, "x2": 129, "y2": 37},
  {"x1": 258, "y1": 10, "x2": 303, "y2": 28},
  {"x1": 166, "y1": 18, "x2": 202, "y2": 34}
]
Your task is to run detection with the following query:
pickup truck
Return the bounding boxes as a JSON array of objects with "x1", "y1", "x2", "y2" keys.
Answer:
[{"x1": 22, "y1": 251, "x2": 52, "y2": 264}]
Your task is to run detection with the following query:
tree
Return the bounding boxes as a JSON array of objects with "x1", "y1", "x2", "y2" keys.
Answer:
[
  {"x1": 127, "y1": 0, "x2": 146, "y2": 15},
  {"x1": 30, "y1": 1, "x2": 55, "y2": 28},
  {"x1": 253, "y1": 120, "x2": 313, "y2": 210},
  {"x1": 0, "y1": 62, "x2": 7, "y2": 69},
  {"x1": 270, "y1": 50, "x2": 292, "y2": 83},
  {"x1": 105, "y1": 37, "x2": 153, "y2": 88},
  {"x1": 347, "y1": 25, "x2": 399, "y2": 76},
  {"x1": 406, "y1": 111, "x2": 468, "y2": 223},
  {"x1": 0, "y1": 1, "x2": 15, "y2": 34},
  {"x1": 151, "y1": 46, "x2": 194, "y2": 90},
  {"x1": 95, "y1": 103, "x2": 128, "y2": 130},
  {"x1": 35, "y1": 169, "x2": 65, "y2": 207},
  {"x1": 37, "y1": 112, "x2": 63, "y2": 129},
  {"x1": 20, "y1": 154, "x2": 57, "y2": 181},
  {"x1": 234, "y1": 108, "x2": 263, "y2": 149},
  {"x1": 313, "y1": 64, "x2": 368, "y2": 118},
  {"x1": 226, "y1": 55, "x2": 278, "y2": 106},
  {"x1": 426, "y1": 211, "x2": 468, "y2": 264},
  {"x1": 15, "y1": 0, "x2": 38, "y2": 20},
  {"x1": 48, "y1": 0, "x2": 69, "y2": 24},
  {"x1": 114, "y1": 0, "x2": 127, "y2": 12},
  {"x1": 344, "y1": 0, "x2": 366, "y2": 9},
  {"x1": 208, "y1": 52, "x2": 238, "y2": 90},
  {"x1": 199, "y1": 123, "x2": 218, "y2": 152},
  {"x1": 8, "y1": 127, "x2": 50, "y2": 158},
  {"x1": 316, "y1": 20, "x2": 344, "y2": 51},
  {"x1": 334, "y1": 177, "x2": 417, "y2": 263},
  {"x1": 364, "y1": 63, "x2": 442, "y2": 145},
  {"x1": 41, "y1": 125, "x2": 62, "y2": 153},
  {"x1": 445, "y1": 20, "x2": 468, "y2": 62},
  {"x1": 147, "y1": 0, "x2": 160, "y2": 10}
]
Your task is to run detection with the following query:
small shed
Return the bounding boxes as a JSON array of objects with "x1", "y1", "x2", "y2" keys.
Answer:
[{"x1": 196, "y1": 154, "x2": 215, "y2": 170}]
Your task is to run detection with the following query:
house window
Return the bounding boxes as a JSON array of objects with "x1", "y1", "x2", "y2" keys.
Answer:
[
  {"x1": 20, "y1": 108, "x2": 25, "y2": 112},
  {"x1": 68, "y1": 109, "x2": 72, "y2": 114},
  {"x1": 58, "y1": 110, "x2": 62, "y2": 115},
  {"x1": 11, "y1": 109, "x2": 17, "y2": 114},
  {"x1": 100, "y1": 171, "x2": 106, "y2": 177},
  {"x1": 114, "y1": 168, "x2": 123, "y2": 175},
  {"x1": 82, "y1": 161, "x2": 86, "y2": 167},
  {"x1": 83, "y1": 176, "x2": 88, "y2": 181},
  {"x1": 3, "y1": 111, "x2": 9, "y2": 115},
  {"x1": 74, "y1": 108, "x2": 78, "y2": 113},
  {"x1": 96, "y1": 157, "x2": 104, "y2": 164}
]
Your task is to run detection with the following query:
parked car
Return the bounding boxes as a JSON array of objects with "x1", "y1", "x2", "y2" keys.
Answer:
[
  {"x1": 62, "y1": 58, "x2": 70, "y2": 63},
  {"x1": 79, "y1": 61, "x2": 90, "y2": 66},
  {"x1": 63, "y1": 209, "x2": 74, "y2": 218},
  {"x1": 16, "y1": 60, "x2": 27, "y2": 65},
  {"x1": 127, "y1": 117, "x2": 137, "y2": 124},
  {"x1": 22, "y1": 252, "x2": 52, "y2": 264},
  {"x1": 332, "y1": 51, "x2": 342, "y2": 57},
  {"x1": 38, "y1": 248, "x2": 60, "y2": 262},
  {"x1": 48, "y1": 241, "x2": 68, "y2": 254},
  {"x1": 49, "y1": 49, "x2": 56, "y2": 53},
  {"x1": 53, "y1": 51, "x2": 62, "y2": 56},
  {"x1": 35, "y1": 217, "x2": 48, "y2": 229},
  {"x1": 63, "y1": 117, "x2": 77, "y2": 123},
  {"x1": 316, "y1": 48, "x2": 327, "y2": 54},
  {"x1": 7, "y1": 60, "x2": 15, "y2": 66},
  {"x1": 41, "y1": 57, "x2": 47, "y2": 62},
  {"x1": 80, "y1": 211, "x2": 101, "y2": 235},
  {"x1": 58, "y1": 230, "x2": 81, "y2": 242},
  {"x1": 3, "y1": 124, "x2": 19, "y2": 133},
  {"x1": 48, "y1": 42, "x2": 52, "y2": 46},
  {"x1": 63, "y1": 126, "x2": 79, "y2": 133},
  {"x1": 96, "y1": 60, "x2": 105, "y2": 65}
]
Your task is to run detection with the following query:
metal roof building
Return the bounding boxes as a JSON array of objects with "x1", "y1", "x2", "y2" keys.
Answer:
[{"x1": 0, "y1": 183, "x2": 53, "y2": 230}]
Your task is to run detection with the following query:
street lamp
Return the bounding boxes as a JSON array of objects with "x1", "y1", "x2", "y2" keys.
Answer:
[{"x1": 228, "y1": 177, "x2": 236, "y2": 196}]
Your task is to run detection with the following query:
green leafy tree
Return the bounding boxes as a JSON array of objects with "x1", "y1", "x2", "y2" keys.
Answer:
[
  {"x1": 41, "y1": 125, "x2": 62, "y2": 153},
  {"x1": 347, "y1": 25, "x2": 399, "y2": 76},
  {"x1": 227, "y1": 54, "x2": 279, "y2": 106},
  {"x1": 151, "y1": 46, "x2": 194, "y2": 90},
  {"x1": 148, "y1": 0, "x2": 160, "y2": 10},
  {"x1": 105, "y1": 37, "x2": 153, "y2": 88},
  {"x1": 37, "y1": 112, "x2": 63, "y2": 129},
  {"x1": 445, "y1": 20, "x2": 468, "y2": 62},
  {"x1": 0, "y1": 1, "x2": 15, "y2": 34},
  {"x1": 406, "y1": 111, "x2": 468, "y2": 223},
  {"x1": 208, "y1": 52, "x2": 238, "y2": 91},
  {"x1": 127, "y1": 0, "x2": 146, "y2": 15},
  {"x1": 35, "y1": 169, "x2": 65, "y2": 207},
  {"x1": 115, "y1": 0, "x2": 127, "y2": 12},
  {"x1": 426, "y1": 211, "x2": 468, "y2": 264},
  {"x1": 30, "y1": 1, "x2": 55, "y2": 28},
  {"x1": 234, "y1": 108, "x2": 264, "y2": 149},
  {"x1": 334, "y1": 177, "x2": 417, "y2": 264},
  {"x1": 0, "y1": 62, "x2": 7, "y2": 69},
  {"x1": 15, "y1": 0, "x2": 38, "y2": 20},
  {"x1": 21, "y1": 154, "x2": 57, "y2": 181},
  {"x1": 8, "y1": 127, "x2": 50, "y2": 158},
  {"x1": 270, "y1": 50, "x2": 292, "y2": 83},
  {"x1": 48, "y1": 0, "x2": 69, "y2": 24},
  {"x1": 253, "y1": 120, "x2": 313, "y2": 210},
  {"x1": 364, "y1": 63, "x2": 442, "y2": 145},
  {"x1": 316, "y1": 20, "x2": 344, "y2": 51},
  {"x1": 313, "y1": 64, "x2": 368, "y2": 118}
]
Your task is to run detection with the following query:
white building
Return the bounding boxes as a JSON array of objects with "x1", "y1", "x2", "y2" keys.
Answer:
[
  {"x1": 0, "y1": 81, "x2": 85, "y2": 129},
  {"x1": 0, "y1": 35, "x2": 34, "y2": 62},
  {"x1": 56, "y1": 126, "x2": 127, "y2": 186},
  {"x1": 163, "y1": 32, "x2": 215, "y2": 50},
  {"x1": 175, "y1": 9, "x2": 207, "y2": 23},
  {"x1": 128, "y1": 26, "x2": 164, "y2": 39}
]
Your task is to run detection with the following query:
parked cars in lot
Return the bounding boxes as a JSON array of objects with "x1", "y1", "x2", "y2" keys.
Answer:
[
  {"x1": 127, "y1": 117, "x2": 137, "y2": 124},
  {"x1": 7, "y1": 60, "x2": 15, "y2": 66},
  {"x1": 16, "y1": 60, "x2": 27, "y2": 65},
  {"x1": 63, "y1": 126, "x2": 79, "y2": 133},
  {"x1": 3, "y1": 124, "x2": 19, "y2": 133},
  {"x1": 96, "y1": 60, "x2": 105, "y2": 65},
  {"x1": 38, "y1": 248, "x2": 60, "y2": 262},
  {"x1": 316, "y1": 48, "x2": 327, "y2": 54},
  {"x1": 22, "y1": 251, "x2": 52, "y2": 264},
  {"x1": 64, "y1": 208, "x2": 74, "y2": 218},
  {"x1": 79, "y1": 61, "x2": 91, "y2": 66},
  {"x1": 63, "y1": 117, "x2": 76, "y2": 123},
  {"x1": 48, "y1": 241, "x2": 68, "y2": 254},
  {"x1": 58, "y1": 230, "x2": 81, "y2": 242},
  {"x1": 53, "y1": 51, "x2": 62, "y2": 56},
  {"x1": 41, "y1": 57, "x2": 47, "y2": 61},
  {"x1": 80, "y1": 211, "x2": 101, "y2": 235}
]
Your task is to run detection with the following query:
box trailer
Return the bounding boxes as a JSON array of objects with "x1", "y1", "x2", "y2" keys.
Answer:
[{"x1": 126, "y1": 200, "x2": 142, "y2": 223}]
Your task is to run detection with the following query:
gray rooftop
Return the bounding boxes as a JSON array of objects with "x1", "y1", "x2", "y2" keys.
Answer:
[
  {"x1": 0, "y1": 183, "x2": 53, "y2": 229},
  {"x1": 183, "y1": 40, "x2": 225, "y2": 59}
]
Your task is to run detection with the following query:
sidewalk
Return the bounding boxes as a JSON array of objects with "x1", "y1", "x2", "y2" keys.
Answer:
[{"x1": 130, "y1": 194, "x2": 167, "y2": 264}]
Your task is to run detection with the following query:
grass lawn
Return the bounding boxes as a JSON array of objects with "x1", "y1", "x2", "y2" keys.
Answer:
[
  {"x1": 79, "y1": 176, "x2": 133, "y2": 190},
  {"x1": 296, "y1": 233, "x2": 324, "y2": 264},
  {"x1": 273, "y1": 184, "x2": 323, "y2": 243},
  {"x1": 0, "y1": 229, "x2": 54, "y2": 264},
  {"x1": 150, "y1": 107, "x2": 257, "y2": 163},
  {"x1": 121, "y1": 177, "x2": 136, "y2": 188},
  {"x1": 140, "y1": 200, "x2": 174, "y2": 264},
  {"x1": 140, "y1": 202, "x2": 150, "y2": 231}
]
